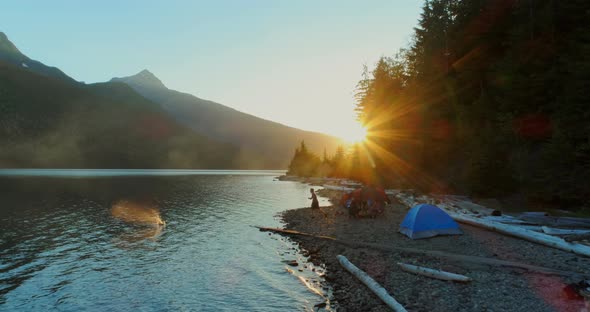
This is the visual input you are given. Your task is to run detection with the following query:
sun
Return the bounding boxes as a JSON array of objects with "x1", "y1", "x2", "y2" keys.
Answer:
[{"x1": 343, "y1": 123, "x2": 367, "y2": 144}]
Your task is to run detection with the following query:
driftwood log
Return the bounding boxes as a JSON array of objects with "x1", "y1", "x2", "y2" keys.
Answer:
[
  {"x1": 322, "y1": 185, "x2": 355, "y2": 192},
  {"x1": 256, "y1": 226, "x2": 586, "y2": 278},
  {"x1": 518, "y1": 213, "x2": 590, "y2": 229},
  {"x1": 337, "y1": 255, "x2": 407, "y2": 312},
  {"x1": 451, "y1": 214, "x2": 590, "y2": 258},
  {"x1": 541, "y1": 226, "x2": 590, "y2": 236},
  {"x1": 564, "y1": 234, "x2": 590, "y2": 243},
  {"x1": 397, "y1": 262, "x2": 472, "y2": 283}
]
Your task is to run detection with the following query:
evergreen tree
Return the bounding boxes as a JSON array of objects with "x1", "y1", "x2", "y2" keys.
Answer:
[
  {"x1": 351, "y1": 0, "x2": 590, "y2": 205},
  {"x1": 286, "y1": 141, "x2": 322, "y2": 177}
]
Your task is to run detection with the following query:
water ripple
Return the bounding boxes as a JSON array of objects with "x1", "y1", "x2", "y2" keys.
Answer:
[{"x1": 0, "y1": 174, "x2": 329, "y2": 311}]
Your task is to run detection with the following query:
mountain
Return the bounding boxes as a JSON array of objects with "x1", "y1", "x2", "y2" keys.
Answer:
[
  {"x1": 0, "y1": 31, "x2": 77, "y2": 83},
  {"x1": 111, "y1": 71, "x2": 344, "y2": 168},
  {"x1": 0, "y1": 31, "x2": 342, "y2": 169},
  {"x1": 0, "y1": 61, "x2": 238, "y2": 168}
]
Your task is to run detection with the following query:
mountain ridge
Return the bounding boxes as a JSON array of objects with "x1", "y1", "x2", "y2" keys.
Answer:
[
  {"x1": 0, "y1": 32, "x2": 21, "y2": 55},
  {"x1": 112, "y1": 70, "x2": 326, "y2": 133},
  {"x1": 112, "y1": 69, "x2": 166, "y2": 89},
  {"x1": 111, "y1": 70, "x2": 344, "y2": 168},
  {"x1": 0, "y1": 31, "x2": 77, "y2": 83},
  {"x1": 0, "y1": 59, "x2": 239, "y2": 168},
  {"x1": 0, "y1": 31, "x2": 342, "y2": 169}
]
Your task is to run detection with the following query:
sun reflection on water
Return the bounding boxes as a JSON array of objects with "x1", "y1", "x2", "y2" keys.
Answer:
[{"x1": 111, "y1": 199, "x2": 165, "y2": 226}]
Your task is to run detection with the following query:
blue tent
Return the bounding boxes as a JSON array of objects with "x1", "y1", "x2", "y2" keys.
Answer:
[{"x1": 399, "y1": 204, "x2": 462, "y2": 239}]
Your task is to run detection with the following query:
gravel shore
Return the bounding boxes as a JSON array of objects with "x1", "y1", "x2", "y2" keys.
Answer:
[{"x1": 280, "y1": 190, "x2": 590, "y2": 312}]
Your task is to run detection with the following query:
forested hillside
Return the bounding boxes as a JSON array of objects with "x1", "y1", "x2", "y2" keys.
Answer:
[
  {"x1": 287, "y1": 0, "x2": 589, "y2": 206},
  {"x1": 354, "y1": 0, "x2": 589, "y2": 204},
  {"x1": 0, "y1": 61, "x2": 238, "y2": 168}
]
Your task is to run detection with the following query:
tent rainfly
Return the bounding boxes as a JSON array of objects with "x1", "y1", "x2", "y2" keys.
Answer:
[{"x1": 400, "y1": 204, "x2": 462, "y2": 239}]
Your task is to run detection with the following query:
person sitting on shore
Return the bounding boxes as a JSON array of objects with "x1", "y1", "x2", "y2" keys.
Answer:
[{"x1": 309, "y1": 188, "x2": 319, "y2": 209}]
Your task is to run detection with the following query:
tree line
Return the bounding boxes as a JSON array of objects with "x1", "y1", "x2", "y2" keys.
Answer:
[
  {"x1": 286, "y1": 141, "x2": 372, "y2": 181},
  {"x1": 288, "y1": 0, "x2": 589, "y2": 206}
]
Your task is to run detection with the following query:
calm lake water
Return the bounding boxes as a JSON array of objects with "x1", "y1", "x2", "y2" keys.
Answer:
[{"x1": 0, "y1": 170, "x2": 331, "y2": 311}]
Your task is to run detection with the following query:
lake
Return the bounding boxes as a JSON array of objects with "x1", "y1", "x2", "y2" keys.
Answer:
[{"x1": 0, "y1": 170, "x2": 332, "y2": 311}]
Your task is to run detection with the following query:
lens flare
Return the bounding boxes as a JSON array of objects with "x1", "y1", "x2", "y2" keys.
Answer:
[{"x1": 343, "y1": 123, "x2": 367, "y2": 144}]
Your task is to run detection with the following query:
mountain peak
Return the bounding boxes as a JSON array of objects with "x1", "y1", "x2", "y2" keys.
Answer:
[
  {"x1": 0, "y1": 31, "x2": 76, "y2": 83},
  {"x1": 111, "y1": 69, "x2": 167, "y2": 89},
  {"x1": 0, "y1": 31, "x2": 25, "y2": 57},
  {"x1": 137, "y1": 69, "x2": 156, "y2": 78}
]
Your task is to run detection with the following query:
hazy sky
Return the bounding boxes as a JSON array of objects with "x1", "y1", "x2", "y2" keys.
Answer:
[{"x1": 1, "y1": 1, "x2": 421, "y2": 139}]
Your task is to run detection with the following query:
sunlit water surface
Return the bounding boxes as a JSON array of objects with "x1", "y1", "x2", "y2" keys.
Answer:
[{"x1": 0, "y1": 170, "x2": 331, "y2": 311}]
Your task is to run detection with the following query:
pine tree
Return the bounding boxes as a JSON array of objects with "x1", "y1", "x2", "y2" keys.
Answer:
[{"x1": 351, "y1": 0, "x2": 590, "y2": 204}]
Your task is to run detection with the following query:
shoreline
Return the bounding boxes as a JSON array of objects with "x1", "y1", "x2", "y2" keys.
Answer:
[
  {"x1": 278, "y1": 190, "x2": 590, "y2": 312},
  {"x1": 277, "y1": 175, "x2": 590, "y2": 217}
]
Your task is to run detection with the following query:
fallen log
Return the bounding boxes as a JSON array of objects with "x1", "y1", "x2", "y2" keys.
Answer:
[
  {"x1": 340, "y1": 180, "x2": 362, "y2": 187},
  {"x1": 322, "y1": 185, "x2": 355, "y2": 192},
  {"x1": 393, "y1": 194, "x2": 416, "y2": 208},
  {"x1": 541, "y1": 226, "x2": 590, "y2": 236},
  {"x1": 518, "y1": 213, "x2": 590, "y2": 229},
  {"x1": 482, "y1": 216, "x2": 532, "y2": 225},
  {"x1": 397, "y1": 263, "x2": 472, "y2": 283},
  {"x1": 452, "y1": 200, "x2": 494, "y2": 215},
  {"x1": 359, "y1": 242, "x2": 582, "y2": 277},
  {"x1": 384, "y1": 189, "x2": 400, "y2": 195},
  {"x1": 256, "y1": 226, "x2": 585, "y2": 277},
  {"x1": 337, "y1": 255, "x2": 407, "y2": 312},
  {"x1": 256, "y1": 226, "x2": 337, "y2": 240},
  {"x1": 450, "y1": 214, "x2": 590, "y2": 258},
  {"x1": 564, "y1": 234, "x2": 590, "y2": 243},
  {"x1": 503, "y1": 225, "x2": 544, "y2": 232}
]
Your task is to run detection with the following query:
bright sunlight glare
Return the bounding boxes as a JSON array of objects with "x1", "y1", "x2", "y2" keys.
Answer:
[{"x1": 340, "y1": 122, "x2": 367, "y2": 144}]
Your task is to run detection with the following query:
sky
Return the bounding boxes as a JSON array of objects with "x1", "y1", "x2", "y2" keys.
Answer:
[{"x1": 1, "y1": 1, "x2": 422, "y2": 140}]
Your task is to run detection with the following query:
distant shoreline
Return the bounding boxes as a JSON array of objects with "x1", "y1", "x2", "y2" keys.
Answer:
[{"x1": 0, "y1": 168, "x2": 286, "y2": 177}]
